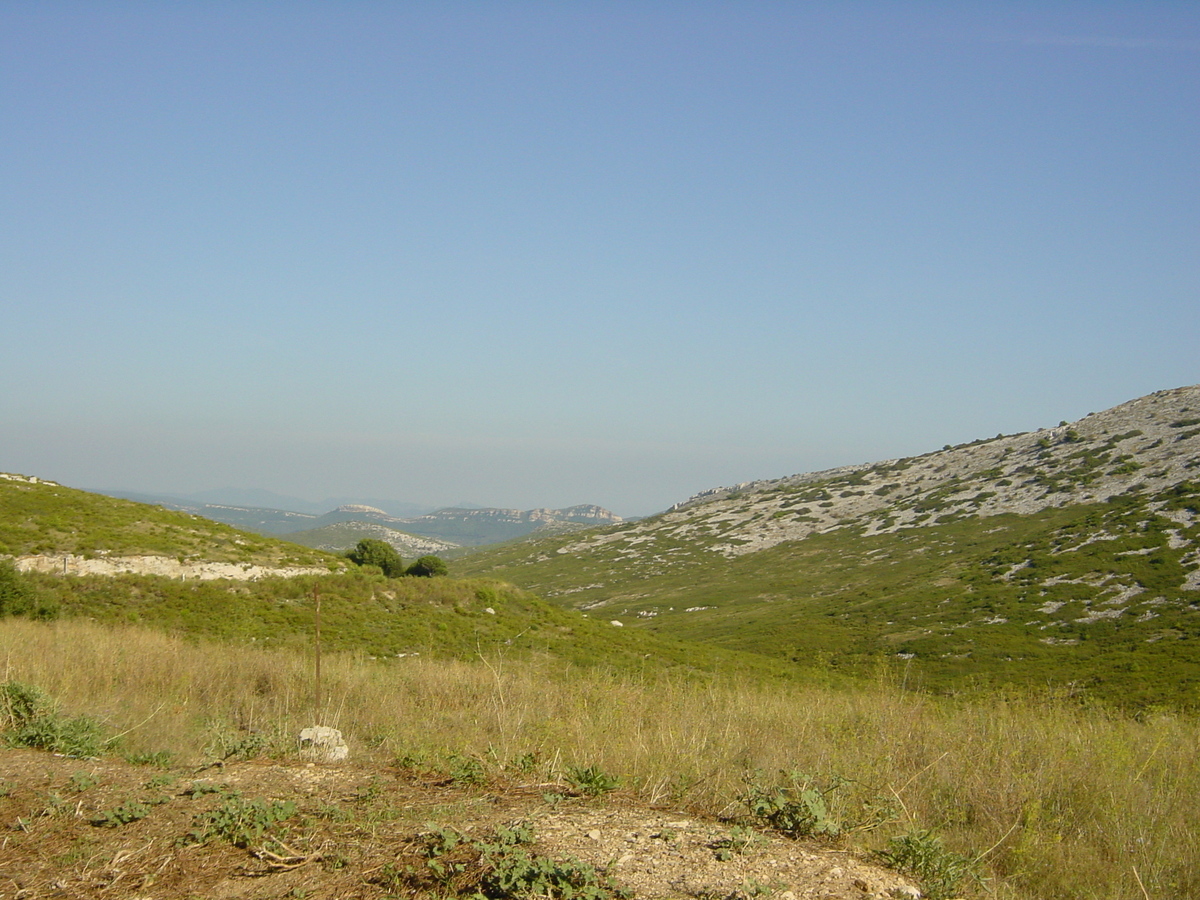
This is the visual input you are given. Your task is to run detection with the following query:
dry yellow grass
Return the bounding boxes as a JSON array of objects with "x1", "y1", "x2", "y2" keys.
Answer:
[{"x1": 1, "y1": 617, "x2": 1196, "y2": 899}]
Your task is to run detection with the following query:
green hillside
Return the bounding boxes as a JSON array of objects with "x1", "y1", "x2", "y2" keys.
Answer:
[
  {"x1": 457, "y1": 387, "x2": 1200, "y2": 708},
  {"x1": 17, "y1": 568, "x2": 804, "y2": 682},
  {"x1": 0, "y1": 474, "x2": 335, "y2": 568}
]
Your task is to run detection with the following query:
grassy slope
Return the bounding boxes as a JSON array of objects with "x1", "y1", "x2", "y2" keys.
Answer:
[
  {"x1": 23, "y1": 568, "x2": 806, "y2": 684},
  {"x1": 456, "y1": 483, "x2": 1200, "y2": 708},
  {"x1": 0, "y1": 476, "x2": 336, "y2": 568}
]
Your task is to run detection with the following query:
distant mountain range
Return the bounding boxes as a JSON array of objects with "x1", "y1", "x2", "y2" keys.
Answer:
[
  {"x1": 94, "y1": 487, "x2": 434, "y2": 519},
  {"x1": 90, "y1": 490, "x2": 624, "y2": 552}
]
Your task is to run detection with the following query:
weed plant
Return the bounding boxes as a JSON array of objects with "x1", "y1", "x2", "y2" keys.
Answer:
[
  {"x1": 0, "y1": 681, "x2": 109, "y2": 757},
  {"x1": 187, "y1": 790, "x2": 298, "y2": 848},
  {"x1": 384, "y1": 822, "x2": 629, "y2": 900},
  {"x1": 877, "y1": 830, "x2": 981, "y2": 900}
]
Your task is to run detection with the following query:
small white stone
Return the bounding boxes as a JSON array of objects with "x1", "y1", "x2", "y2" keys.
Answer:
[{"x1": 298, "y1": 725, "x2": 349, "y2": 762}]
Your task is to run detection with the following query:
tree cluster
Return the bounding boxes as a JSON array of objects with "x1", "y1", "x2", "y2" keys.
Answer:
[{"x1": 344, "y1": 539, "x2": 448, "y2": 578}]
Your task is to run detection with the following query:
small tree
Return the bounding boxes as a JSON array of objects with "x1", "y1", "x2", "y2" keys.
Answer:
[
  {"x1": 0, "y1": 561, "x2": 35, "y2": 616},
  {"x1": 407, "y1": 555, "x2": 448, "y2": 578},
  {"x1": 346, "y1": 539, "x2": 405, "y2": 578},
  {"x1": 0, "y1": 562, "x2": 55, "y2": 619}
]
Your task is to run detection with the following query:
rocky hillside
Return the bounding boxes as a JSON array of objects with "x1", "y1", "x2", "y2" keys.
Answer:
[
  {"x1": 610, "y1": 384, "x2": 1200, "y2": 559},
  {"x1": 280, "y1": 519, "x2": 459, "y2": 557},
  {"x1": 457, "y1": 386, "x2": 1200, "y2": 706}
]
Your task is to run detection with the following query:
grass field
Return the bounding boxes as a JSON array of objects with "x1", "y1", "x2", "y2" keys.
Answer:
[{"x1": 2, "y1": 616, "x2": 1197, "y2": 900}]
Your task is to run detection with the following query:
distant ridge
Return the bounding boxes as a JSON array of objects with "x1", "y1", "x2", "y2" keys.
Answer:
[{"x1": 89, "y1": 488, "x2": 625, "y2": 552}]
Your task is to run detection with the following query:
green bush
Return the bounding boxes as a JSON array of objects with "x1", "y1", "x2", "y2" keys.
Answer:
[
  {"x1": 876, "y1": 829, "x2": 981, "y2": 900},
  {"x1": 0, "y1": 681, "x2": 109, "y2": 757},
  {"x1": 0, "y1": 564, "x2": 52, "y2": 619},
  {"x1": 408, "y1": 555, "x2": 449, "y2": 578},
  {"x1": 346, "y1": 539, "x2": 406, "y2": 577},
  {"x1": 741, "y1": 773, "x2": 841, "y2": 839}
]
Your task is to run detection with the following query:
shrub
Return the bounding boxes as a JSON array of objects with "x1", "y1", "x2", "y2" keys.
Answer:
[
  {"x1": 876, "y1": 829, "x2": 981, "y2": 900},
  {"x1": 565, "y1": 764, "x2": 620, "y2": 796},
  {"x1": 346, "y1": 539, "x2": 406, "y2": 578},
  {"x1": 0, "y1": 681, "x2": 109, "y2": 757},
  {"x1": 0, "y1": 564, "x2": 53, "y2": 619},
  {"x1": 741, "y1": 773, "x2": 842, "y2": 839},
  {"x1": 407, "y1": 555, "x2": 449, "y2": 578}
]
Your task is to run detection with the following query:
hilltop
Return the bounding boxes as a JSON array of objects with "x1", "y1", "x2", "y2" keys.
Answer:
[
  {"x1": 0, "y1": 473, "x2": 341, "y2": 579},
  {"x1": 457, "y1": 386, "x2": 1200, "y2": 706},
  {"x1": 275, "y1": 504, "x2": 623, "y2": 556}
]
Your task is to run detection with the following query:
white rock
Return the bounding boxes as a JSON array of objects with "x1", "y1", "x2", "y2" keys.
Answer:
[{"x1": 298, "y1": 725, "x2": 349, "y2": 762}]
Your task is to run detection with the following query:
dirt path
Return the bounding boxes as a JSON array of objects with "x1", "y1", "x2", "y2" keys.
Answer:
[{"x1": 0, "y1": 750, "x2": 921, "y2": 899}]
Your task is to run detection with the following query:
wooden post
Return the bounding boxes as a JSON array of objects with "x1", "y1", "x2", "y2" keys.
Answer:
[{"x1": 313, "y1": 583, "x2": 322, "y2": 723}]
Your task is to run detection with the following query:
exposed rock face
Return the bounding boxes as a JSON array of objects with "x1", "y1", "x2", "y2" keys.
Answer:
[
  {"x1": 14, "y1": 554, "x2": 333, "y2": 581},
  {"x1": 0, "y1": 473, "x2": 58, "y2": 486}
]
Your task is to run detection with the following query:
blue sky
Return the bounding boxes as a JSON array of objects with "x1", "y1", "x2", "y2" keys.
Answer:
[{"x1": 2, "y1": 2, "x2": 1197, "y2": 516}]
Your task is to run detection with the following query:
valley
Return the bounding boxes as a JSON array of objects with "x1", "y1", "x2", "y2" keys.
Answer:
[
  {"x1": 2, "y1": 385, "x2": 1199, "y2": 900},
  {"x1": 457, "y1": 386, "x2": 1200, "y2": 707}
]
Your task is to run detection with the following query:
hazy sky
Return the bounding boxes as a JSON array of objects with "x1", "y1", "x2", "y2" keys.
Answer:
[{"x1": 3, "y1": 2, "x2": 1197, "y2": 516}]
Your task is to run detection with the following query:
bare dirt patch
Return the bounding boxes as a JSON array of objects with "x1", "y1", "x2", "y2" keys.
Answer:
[{"x1": 0, "y1": 750, "x2": 920, "y2": 900}]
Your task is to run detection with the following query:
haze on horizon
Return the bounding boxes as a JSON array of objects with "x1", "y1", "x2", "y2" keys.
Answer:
[{"x1": 2, "y1": 2, "x2": 1197, "y2": 518}]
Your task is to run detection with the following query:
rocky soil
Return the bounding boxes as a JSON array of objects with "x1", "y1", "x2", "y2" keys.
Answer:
[{"x1": 0, "y1": 750, "x2": 922, "y2": 900}]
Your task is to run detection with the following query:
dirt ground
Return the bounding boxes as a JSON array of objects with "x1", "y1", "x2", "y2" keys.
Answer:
[{"x1": 0, "y1": 749, "x2": 922, "y2": 900}]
